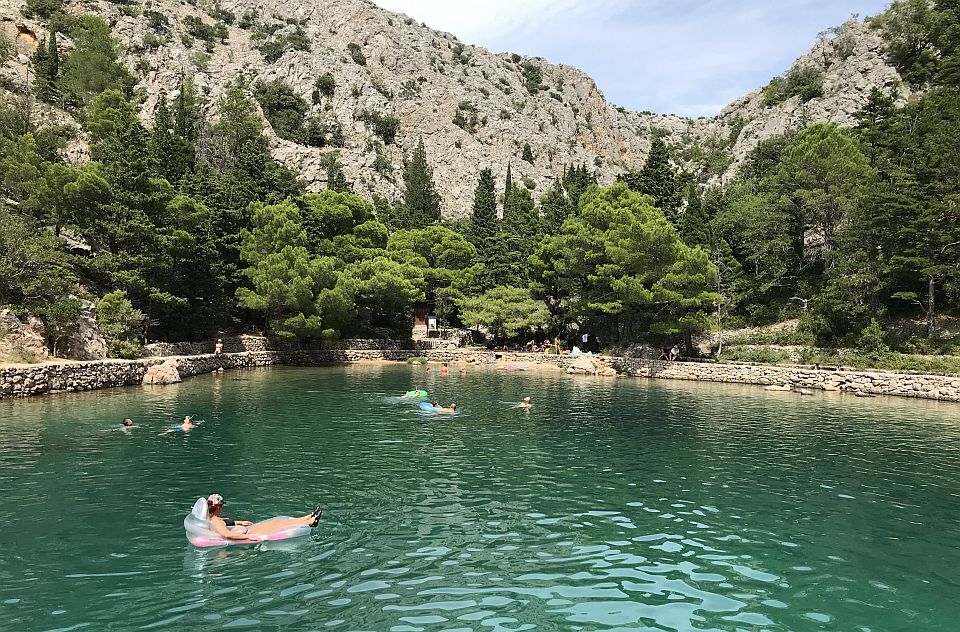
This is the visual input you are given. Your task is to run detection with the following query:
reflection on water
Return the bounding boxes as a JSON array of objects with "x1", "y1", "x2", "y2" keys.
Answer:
[{"x1": 2, "y1": 365, "x2": 960, "y2": 631}]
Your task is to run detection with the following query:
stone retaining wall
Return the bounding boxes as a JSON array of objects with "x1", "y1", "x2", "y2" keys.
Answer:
[
  {"x1": 3, "y1": 349, "x2": 960, "y2": 403},
  {"x1": 141, "y1": 336, "x2": 410, "y2": 357}
]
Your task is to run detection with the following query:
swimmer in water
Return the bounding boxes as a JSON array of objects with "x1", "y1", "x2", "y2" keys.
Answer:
[
  {"x1": 120, "y1": 418, "x2": 134, "y2": 431},
  {"x1": 517, "y1": 397, "x2": 531, "y2": 409},
  {"x1": 440, "y1": 363, "x2": 449, "y2": 376},
  {"x1": 435, "y1": 403, "x2": 458, "y2": 414},
  {"x1": 204, "y1": 494, "x2": 322, "y2": 542},
  {"x1": 401, "y1": 389, "x2": 425, "y2": 399},
  {"x1": 161, "y1": 415, "x2": 195, "y2": 434}
]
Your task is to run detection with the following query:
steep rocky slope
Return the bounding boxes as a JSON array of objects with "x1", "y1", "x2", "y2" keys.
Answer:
[{"x1": 0, "y1": 0, "x2": 903, "y2": 215}]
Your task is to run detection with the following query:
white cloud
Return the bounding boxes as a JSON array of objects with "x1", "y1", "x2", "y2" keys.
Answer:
[
  {"x1": 372, "y1": 0, "x2": 610, "y2": 42},
  {"x1": 370, "y1": 1, "x2": 892, "y2": 116}
]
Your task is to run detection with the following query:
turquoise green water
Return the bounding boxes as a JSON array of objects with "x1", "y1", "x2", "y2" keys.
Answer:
[{"x1": 2, "y1": 365, "x2": 960, "y2": 631}]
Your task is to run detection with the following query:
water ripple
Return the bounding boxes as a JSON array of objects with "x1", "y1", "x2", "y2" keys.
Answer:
[{"x1": 2, "y1": 366, "x2": 960, "y2": 630}]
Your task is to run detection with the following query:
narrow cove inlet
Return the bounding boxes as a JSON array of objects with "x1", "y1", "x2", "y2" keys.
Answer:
[{"x1": 1, "y1": 364, "x2": 959, "y2": 631}]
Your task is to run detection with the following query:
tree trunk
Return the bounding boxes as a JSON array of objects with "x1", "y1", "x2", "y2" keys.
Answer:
[
  {"x1": 927, "y1": 275, "x2": 936, "y2": 339},
  {"x1": 683, "y1": 331, "x2": 694, "y2": 357}
]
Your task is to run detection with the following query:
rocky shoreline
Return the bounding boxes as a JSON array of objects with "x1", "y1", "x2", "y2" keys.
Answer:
[{"x1": 2, "y1": 346, "x2": 960, "y2": 403}]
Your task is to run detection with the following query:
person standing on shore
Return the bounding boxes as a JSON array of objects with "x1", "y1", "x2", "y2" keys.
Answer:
[{"x1": 214, "y1": 339, "x2": 223, "y2": 355}]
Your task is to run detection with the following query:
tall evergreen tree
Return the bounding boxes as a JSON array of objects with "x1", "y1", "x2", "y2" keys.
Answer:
[
  {"x1": 174, "y1": 76, "x2": 202, "y2": 143},
  {"x1": 149, "y1": 93, "x2": 195, "y2": 184},
  {"x1": 680, "y1": 184, "x2": 710, "y2": 248},
  {"x1": 47, "y1": 31, "x2": 59, "y2": 84},
  {"x1": 562, "y1": 163, "x2": 595, "y2": 211},
  {"x1": 402, "y1": 137, "x2": 440, "y2": 225},
  {"x1": 521, "y1": 142, "x2": 534, "y2": 164},
  {"x1": 539, "y1": 178, "x2": 569, "y2": 235},
  {"x1": 31, "y1": 37, "x2": 53, "y2": 103},
  {"x1": 470, "y1": 168, "x2": 498, "y2": 246},
  {"x1": 503, "y1": 162, "x2": 513, "y2": 209},
  {"x1": 620, "y1": 138, "x2": 681, "y2": 223},
  {"x1": 325, "y1": 154, "x2": 351, "y2": 193}
]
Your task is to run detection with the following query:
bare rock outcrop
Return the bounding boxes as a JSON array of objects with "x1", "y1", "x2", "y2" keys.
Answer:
[
  {"x1": 63, "y1": 299, "x2": 108, "y2": 361},
  {"x1": 143, "y1": 358, "x2": 182, "y2": 385},
  {"x1": 0, "y1": 309, "x2": 49, "y2": 363},
  {"x1": 566, "y1": 354, "x2": 617, "y2": 377}
]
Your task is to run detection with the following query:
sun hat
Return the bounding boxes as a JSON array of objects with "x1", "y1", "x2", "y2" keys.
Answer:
[{"x1": 207, "y1": 494, "x2": 224, "y2": 506}]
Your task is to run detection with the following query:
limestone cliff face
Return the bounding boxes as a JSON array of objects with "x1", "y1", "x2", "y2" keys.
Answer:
[
  {"x1": 715, "y1": 19, "x2": 908, "y2": 183},
  {"x1": 0, "y1": 0, "x2": 905, "y2": 215}
]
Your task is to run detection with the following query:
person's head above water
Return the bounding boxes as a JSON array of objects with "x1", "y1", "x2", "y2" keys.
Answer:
[
  {"x1": 183, "y1": 415, "x2": 194, "y2": 423},
  {"x1": 523, "y1": 397, "x2": 531, "y2": 403},
  {"x1": 121, "y1": 418, "x2": 134, "y2": 427},
  {"x1": 206, "y1": 493, "x2": 224, "y2": 515}
]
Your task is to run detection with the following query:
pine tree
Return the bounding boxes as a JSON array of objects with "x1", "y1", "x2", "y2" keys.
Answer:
[
  {"x1": 32, "y1": 37, "x2": 52, "y2": 103},
  {"x1": 325, "y1": 154, "x2": 351, "y2": 193},
  {"x1": 636, "y1": 137, "x2": 681, "y2": 223},
  {"x1": 402, "y1": 137, "x2": 440, "y2": 225},
  {"x1": 539, "y1": 178, "x2": 569, "y2": 235},
  {"x1": 470, "y1": 168, "x2": 498, "y2": 247},
  {"x1": 499, "y1": 186, "x2": 541, "y2": 286},
  {"x1": 150, "y1": 93, "x2": 196, "y2": 184},
  {"x1": 174, "y1": 76, "x2": 202, "y2": 143},
  {"x1": 47, "y1": 32, "x2": 59, "y2": 83},
  {"x1": 521, "y1": 142, "x2": 534, "y2": 164},
  {"x1": 562, "y1": 163, "x2": 594, "y2": 211},
  {"x1": 680, "y1": 184, "x2": 710, "y2": 248}
]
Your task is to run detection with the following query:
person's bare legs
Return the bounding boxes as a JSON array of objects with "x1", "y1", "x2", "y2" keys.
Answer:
[{"x1": 246, "y1": 508, "x2": 321, "y2": 535}]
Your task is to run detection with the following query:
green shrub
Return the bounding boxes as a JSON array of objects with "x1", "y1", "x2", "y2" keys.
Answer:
[
  {"x1": 144, "y1": 10, "x2": 169, "y2": 32},
  {"x1": 238, "y1": 9, "x2": 257, "y2": 29},
  {"x1": 253, "y1": 79, "x2": 308, "y2": 143},
  {"x1": 183, "y1": 16, "x2": 226, "y2": 51},
  {"x1": 348, "y1": 42, "x2": 366, "y2": 65},
  {"x1": 858, "y1": 318, "x2": 890, "y2": 359},
  {"x1": 372, "y1": 79, "x2": 393, "y2": 99},
  {"x1": 400, "y1": 78, "x2": 420, "y2": 99},
  {"x1": 762, "y1": 65, "x2": 824, "y2": 106},
  {"x1": 210, "y1": 7, "x2": 235, "y2": 25},
  {"x1": 0, "y1": 31, "x2": 13, "y2": 64},
  {"x1": 406, "y1": 355, "x2": 427, "y2": 364},
  {"x1": 21, "y1": 0, "x2": 63, "y2": 19},
  {"x1": 97, "y1": 290, "x2": 144, "y2": 358},
  {"x1": 357, "y1": 109, "x2": 399, "y2": 144},
  {"x1": 453, "y1": 101, "x2": 477, "y2": 133},
  {"x1": 256, "y1": 26, "x2": 310, "y2": 63},
  {"x1": 521, "y1": 61, "x2": 542, "y2": 94},
  {"x1": 316, "y1": 72, "x2": 335, "y2": 97}
]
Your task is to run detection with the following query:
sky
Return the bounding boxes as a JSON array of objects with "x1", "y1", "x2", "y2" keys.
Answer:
[{"x1": 370, "y1": 0, "x2": 893, "y2": 117}]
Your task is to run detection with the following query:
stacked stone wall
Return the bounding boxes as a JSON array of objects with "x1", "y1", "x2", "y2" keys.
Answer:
[{"x1": 3, "y1": 348, "x2": 959, "y2": 403}]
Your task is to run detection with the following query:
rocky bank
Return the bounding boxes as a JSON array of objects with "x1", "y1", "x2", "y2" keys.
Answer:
[{"x1": 3, "y1": 346, "x2": 960, "y2": 404}]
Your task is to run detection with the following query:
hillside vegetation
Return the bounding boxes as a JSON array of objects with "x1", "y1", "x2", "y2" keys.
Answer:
[{"x1": 0, "y1": 0, "x2": 958, "y2": 368}]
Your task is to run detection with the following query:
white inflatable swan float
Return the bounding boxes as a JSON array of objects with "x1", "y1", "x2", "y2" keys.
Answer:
[{"x1": 183, "y1": 498, "x2": 312, "y2": 547}]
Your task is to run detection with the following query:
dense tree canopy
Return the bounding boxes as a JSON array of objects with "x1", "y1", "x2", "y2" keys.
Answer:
[{"x1": 2, "y1": 0, "x2": 960, "y2": 361}]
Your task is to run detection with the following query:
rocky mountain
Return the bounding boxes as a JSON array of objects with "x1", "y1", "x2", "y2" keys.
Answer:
[{"x1": 0, "y1": 0, "x2": 903, "y2": 216}]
